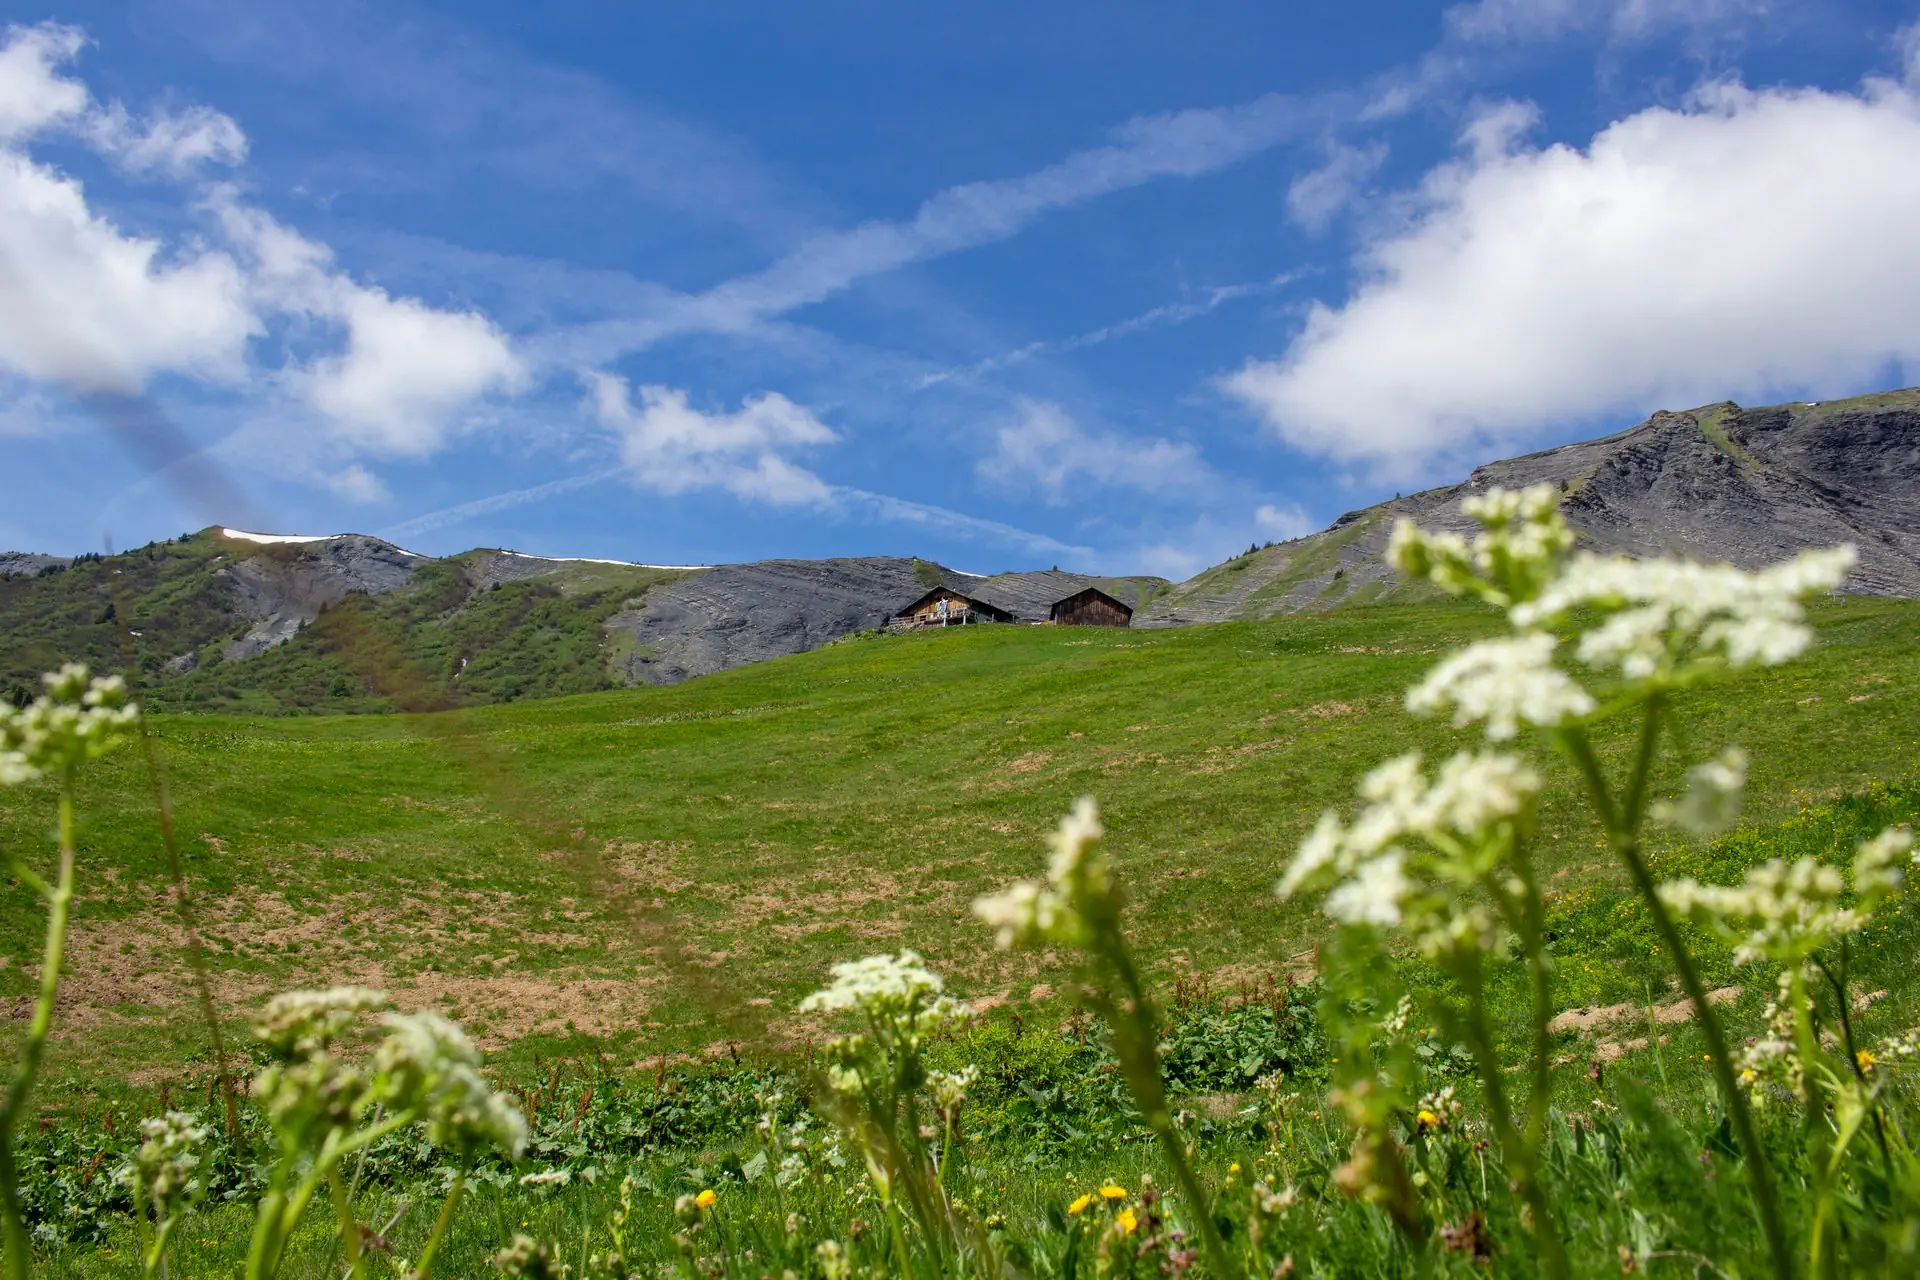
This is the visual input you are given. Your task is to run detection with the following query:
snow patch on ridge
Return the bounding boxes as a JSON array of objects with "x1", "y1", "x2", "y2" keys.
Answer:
[
  {"x1": 221, "y1": 528, "x2": 428, "y2": 558},
  {"x1": 500, "y1": 550, "x2": 712, "y2": 570}
]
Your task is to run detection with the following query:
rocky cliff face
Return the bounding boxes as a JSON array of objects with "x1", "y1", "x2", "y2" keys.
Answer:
[
  {"x1": 216, "y1": 535, "x2": 426, "y2": 660},
  {"x1": 1136, "y1": 388, "x2": 1920, "y2": 625}
]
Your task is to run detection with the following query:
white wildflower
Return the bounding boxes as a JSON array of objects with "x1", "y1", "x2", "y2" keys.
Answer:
[
  {"x1": 973, "y1": 797, "x2": 1109, "y2": 948},
  {"x1": 374, "y1": 1010, "x2": 529, "y2": 1158},
  {"x1": 1278, "y1": 812, "x2": 1346, "y2": 898},
  {"x1": 1852, "y1": 825, "x2": 1915, "y2": 909},
  {"x1": 519, "y1": 1168, "x2": 574, "y2": 1188},
  {"x1": 798, "y1": 950, "x2": 950, "y2": 1016},
  {"x1": 927, "y1": 1065, "x2": 979, "y2": 1114},
  {"x1": 1653, "y1": 748, "x2": 1748, "y2": 836},
  {"x1": 1406, "y1": 633, "x2": 1596, "y2": 740},
  {"x1": 0, "y1": 664, "x2": 139, "y2": 785},
  {"x1": 1513, "y1": 545, "x2": 1856, "y2": 680},
  {"x1": 1389, "y1": 485, "x2": 1573, "y2": 605},
  {"x1": 252, "y1": 986, "x2": 390, "y2": 1058},
  {"x1": 114, "y1": 1111, "x2": 209, "y2": 1220},
  {"x1": 1323, "y1": 852, "x2": 1410, "y2": 928},
  {"x1": 1658, "y1": 858, "x2": 1854, "y2": 966}
]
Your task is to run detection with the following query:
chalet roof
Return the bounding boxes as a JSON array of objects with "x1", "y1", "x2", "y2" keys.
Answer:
[
  {"x1": 890, "y1": 586, "x2": 1016, "y2": 622},
  {"x1": 1050, "y1": 585, "x2": 1134, "y2": 618},
  {"x1": 961, "y1": 570, "x2": 1106, "y2": 622}
]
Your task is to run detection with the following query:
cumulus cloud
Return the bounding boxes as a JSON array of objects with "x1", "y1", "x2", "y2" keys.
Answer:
[
  {"x1": 1225, "y1": 78, "x2": 1920, "y2": 473},
  {"x1": 0, "y1": 23, "x2": 523, "y2": 461},
  {"x1": 591, "y1": 377, "x2": 837, "y2": 506},
  {"x1": 977, "y1": 399, "x2": 1213, "y2": 503}
]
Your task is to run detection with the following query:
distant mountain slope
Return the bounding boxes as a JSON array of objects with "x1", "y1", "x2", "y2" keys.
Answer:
[
  {"x1": 606, "y1": 560, "x2": 1169, "y2": 685},
  {"x1": 1137, "y1": 387, "x2": 1920, "y2": 625}
]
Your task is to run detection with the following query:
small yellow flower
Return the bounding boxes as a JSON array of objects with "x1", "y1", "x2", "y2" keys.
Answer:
[
  {"x1": 1115, "y1": 1207, "x2": 1138, "y2": 1235},
  {"x1": 1739, "y1": 1069, "x2": 1757, "y2": 1086},
  {"x1": 1228, "y1": 1163, "x2": 1241, "y2": 1174},
  {"x1": 1099, "y1": 1183, "x2": 1127, "y2": 1201},
  {"x1": 695, "y1": 1189, "x2": 717, "y2": 1209},
  {"x1": 1858, "y1": 1050, "x2": 1878, "y2": 1072},
  {"x1": 1416, "y1": 1109, "x2": 1441, "y2": 1131},
  {"x1": 1068, "y1": 1194, "x2": 1092, "y2": 1215}
]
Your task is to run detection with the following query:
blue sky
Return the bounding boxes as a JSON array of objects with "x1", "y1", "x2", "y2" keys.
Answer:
[{"x1": 3, "y1": 1, "x2": 1918, "y2": 576}]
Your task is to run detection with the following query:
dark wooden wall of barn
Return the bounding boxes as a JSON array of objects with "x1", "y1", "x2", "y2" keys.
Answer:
[{"x1": 1052, "y1": 594, "x2": 1132, "y2": 627}]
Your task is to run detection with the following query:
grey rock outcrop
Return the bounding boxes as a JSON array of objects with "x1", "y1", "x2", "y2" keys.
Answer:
[
  {"x1": 216, "y1": 535, "x2": 425, "y2": 660},
  {"x1": 608, "y1": 558, "x2": 952, "y2": 685},
  {"x1": 0, "y1": 552, "x2": 71, "y2": 579},
  {"x1": 1137, "y1": 389, "x2": 1920, "y2": 625}
]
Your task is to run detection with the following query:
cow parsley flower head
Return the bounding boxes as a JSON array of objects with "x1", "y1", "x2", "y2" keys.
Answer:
[
  {"x1": 1279, "y1": 750, "x2": 1538, "y2": 956},
  {"x1": 0, "y1": 664, "x2": 139, "y2": 784},
  {"x1": 799, "y1": 950, "x2": 954, "y2": 1020},
  {"x1": 1406, "y1": 632, "x2": 1596, "y2": 740},
  {"x1": 974, "y1": 797, "x2": 1109, "y2": 948},
  {"x1": 1512, "y1": 545, "x2": 1856, "y2": 682},
  {"x1": 1851, "y1": 825, "x2": 1915, "y2": 911},
  {"x1": 374, "y1": 1010, "x2": 529, "y2": 1159},
  {"x1": 1658, "y1": 858, "x2": 1855, "y2": 966},
  {"x1": 115, "y1": 1111, "x2": 210, "y2": 1221},
  {"x1": 252, "y1": 986, "x2": 391, "y2": 1058},
  {"x1": 1388, "y1": 485, "x2": 1573, "y2": 606},
  {"x1": 1653, "y1": 748, "x2": 1748, "y2": 836}
]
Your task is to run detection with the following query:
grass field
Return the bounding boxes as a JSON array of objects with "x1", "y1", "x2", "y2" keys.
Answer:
[{"x1": 6, "y1": 596, "x2": 1918, "y2": 1093}]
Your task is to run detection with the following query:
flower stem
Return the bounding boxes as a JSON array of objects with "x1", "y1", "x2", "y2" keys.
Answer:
[
  {"x1": 1562, "y1": 720, "x2": 1795, "y2": 1280},
  {"x1": 1, "y1": 780, "x2": 78, "y2": 1280},
  {"x1": 410, "y1": 1170, "x2": 465, "y2": 1280},
  {"x1": 1099, "y1": 923, "x2": 1243, "y2": 1280}
]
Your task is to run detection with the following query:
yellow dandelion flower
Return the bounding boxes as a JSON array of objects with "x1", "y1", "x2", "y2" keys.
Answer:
[
  {"x1": 1416, "y1": 1109, "x2": 1441, "y2": 1131},
  {"x1": 1859, "y1": 1050, "x2": 1878, "y2": 1072},
  {"x1": 1116, "y1": 1207, "x2": 1138, "y2": 1235},
  {"x1": 1738, "y1": 1069, "x2": 1756, "y2": 1086},
  {"x1": 1068, "y1": 1194, "x2": 1093, "y2": 1216},
  {"x1": 695, "y1": 1189, "x2": 717, "y2": 1209},
  {"x1": 1228, "y1": 1163, "x2": 1241, "y2": 1174},
  {"x1": 1099, "y1": 1183, "x2": 1127, "y2": 1201}
]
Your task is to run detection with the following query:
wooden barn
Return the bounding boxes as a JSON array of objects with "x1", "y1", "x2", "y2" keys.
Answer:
[
  {"x1": 1049, "y1": 586, "x2": 1133, "y2": 627},
  {"x1": 890, "y1": 587, "x2": 1016, "y2": 629}
]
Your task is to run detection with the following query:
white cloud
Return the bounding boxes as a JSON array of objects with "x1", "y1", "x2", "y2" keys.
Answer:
[
  {"x1": 1288, "y1": 142, "x2": 1387, "y2": 231},
  {"x1": 591, "y1": 377, "x2": 837, "y2": 506},
  {"x1": 1255, "y1": 503, "x2": 1316, "y2": 539},
  {"x1": 976, "y1": 399, "x2": 1214, "y2": 503},
  {"x1": 0, "y1": 24, "x2": 86, "y2": 141},
  {"x1": 89, "y1": 102, "x2": 247, "y2": 174},
  {"x1": 1445, "y1": 0, "x2": 1771, "y2": 44},
  {"x1": 1901, "y1": 21, "x2": 1920, "y2": 87},
  {"x1": 0, "y1": 25, "x2": 524, "y2": 461},
  {"x1": 0, "y1": 147, "x2": 258, "y2": 391},
  {"x1": 1225, "y1": 79, "x2": 1920, "y2": 473}
]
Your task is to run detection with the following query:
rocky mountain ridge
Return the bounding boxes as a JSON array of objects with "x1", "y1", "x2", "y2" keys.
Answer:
[
  {"x1": 5, "y1": 386, "x2": 1917, "y2": 706},
  {"x1": 1136, "y1": 387, "x2": 1920, "y2": 625}
]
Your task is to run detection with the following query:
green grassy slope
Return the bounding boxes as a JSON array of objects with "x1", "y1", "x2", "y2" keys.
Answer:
[{"x1": 6, "y1": 597, "x2": 1918, "y2": 1100}]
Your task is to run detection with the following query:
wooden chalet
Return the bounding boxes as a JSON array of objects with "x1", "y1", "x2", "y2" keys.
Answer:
[
  {"x1": 890, "y1": 586, "x2": 1015, "y2": 629},
  {"x1": 1049, "y1": 586, "x2": 1133, "y2": 627}
]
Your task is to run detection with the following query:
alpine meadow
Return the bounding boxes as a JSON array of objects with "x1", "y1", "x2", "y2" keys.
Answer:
[
  {"x1": 7, "y1": 488, "x2": 1920, "y2": 1277},
  {"x1": 11, "y1": 4, "x2": 1920, "y2": 1277}
]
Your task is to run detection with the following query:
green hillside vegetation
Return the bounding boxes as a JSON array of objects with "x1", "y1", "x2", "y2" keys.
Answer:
[
  {"x1": 7, "y1": 579, "x2": 1920, "y2": 1275},
  {"x1": 0, "y1": 533, "x2": 686, "y2": 715}
]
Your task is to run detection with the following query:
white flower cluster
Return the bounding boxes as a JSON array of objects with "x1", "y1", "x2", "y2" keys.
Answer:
[
  {"x1": 0, "y1": 664, "x2": 138, "y2": 785},
  {"x1": 798, "y1": 949, "x2": 956, "y2": 1020},
  {"x1": 927, "y1": 1064, "x2": 979, "y2": 1114},
  {"x1": 973, "y1": 797, "x2": 1110, "y2": 949},
  {"x1": 1405, "y1": 633, "x2": 1596, "y2": 740},
  {"x1": 1657, "y1": 826, "x2": 1915, "y2": 965},
  {"x1": 114, "y1": 1110, "x2": 210, "y2": 1220},
  {"x1": 374, "y1": 1010, "x2": 529, "y2": 1159},
  {"x1": 1388, "y1": 484, "x2": 1573, "y2": 606},
  {"x1": 252, "y1": 986, "x2": 391, "y2": 1058},
  {"x1": 1512, "y1": 545, "x2": 1856, "y2": 679},
  {"x1": 1652, "y1": 748, "x2": 1749, "y2": 837},
  {"x1": 1279, "y1": 751, "x2": 1539, "y2": 953},
  {"x1": 1734, "y1": 972, "x2": 1805, "y2": 1104}
]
